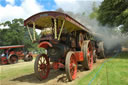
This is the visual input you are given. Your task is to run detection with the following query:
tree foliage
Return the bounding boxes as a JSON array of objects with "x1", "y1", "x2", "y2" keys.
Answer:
[
  {"x1": 97, "y1": 0, "x2": 128, "y2": 32},
  {"x1": 89, "y1": 2, "x2": 99, "y2": 19},
  {"x1": 0, "y1": 18, "x2": 39, "y2": 51}
]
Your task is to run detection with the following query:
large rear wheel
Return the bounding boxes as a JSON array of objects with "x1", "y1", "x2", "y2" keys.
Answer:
[
  {"x1": 34, "y1": 54, "x2": 50, "y2": 80},
  {"x1": 65, "y1": 51, "x2": 77, "y2": 81},
  {"x1": 81, "y1": 40, "x2": 93, "y2": 70}
]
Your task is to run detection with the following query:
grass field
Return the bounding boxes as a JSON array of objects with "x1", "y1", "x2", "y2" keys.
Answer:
[
  {"x1": 78, "y1": 52, "x2": 128, "y2": 85},
  {"x1": 0, "y1": 60, "x2": 34, "y2": 80},
  {"x1": 0, "y1": 52, "x2": 128, "y2": 85}
]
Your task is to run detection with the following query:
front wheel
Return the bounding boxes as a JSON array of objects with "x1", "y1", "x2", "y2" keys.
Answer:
[
  {"x1": 34, "y1": 54, "x2": 50, "y2": 80},
  {"x1": 65, "y1": 51, "x2": 77, "y2": 81}
]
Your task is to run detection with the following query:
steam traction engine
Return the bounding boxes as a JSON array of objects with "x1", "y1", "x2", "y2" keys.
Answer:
[
  {"x1": 0, "y1": 45, "x2": 33, "y2": 64},
  {"x1": 24, "y1": 11, "x2": 104, "y2": 81}
]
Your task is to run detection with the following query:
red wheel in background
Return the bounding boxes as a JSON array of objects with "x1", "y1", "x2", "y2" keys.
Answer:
[
  {"x1": 24, "y1": 55, "x2": 33, "y2": 62},
  {"x1": 8, "y1": 55, "x2": 18, "y2": 64},
  {"x1": 65, "y1": 51, "x2": 77, "y2": 81},
  {"x1": 81, "y1": 40, "x2": 93, "y2": 70},
  {"x1": 34, "y1": 54, "x2": 50, "y2": 80}
]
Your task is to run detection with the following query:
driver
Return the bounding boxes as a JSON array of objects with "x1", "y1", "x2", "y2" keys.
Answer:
[
  {"x1": 41, "y1": 27, "x2": 52, "y2": 36},
  {"x1": 41, "y1": 27, "x2": 53, "y2": 40}
]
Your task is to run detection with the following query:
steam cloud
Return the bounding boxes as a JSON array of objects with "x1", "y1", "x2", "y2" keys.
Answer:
[{"x1": 56, "y1": 8, "x2": 128, "y2": 51}]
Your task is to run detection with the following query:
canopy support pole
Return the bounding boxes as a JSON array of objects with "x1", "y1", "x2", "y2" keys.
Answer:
[
  {"x1": 27, "y1": 25, "x2": 33, "y2": 42},
  {"x1": 58, "y1": 20, "x2": 65, "y2": 40},
  {"x1": 33, "y1": 22, "x2": 36, "y2": 41},
  {"x1": 54, "y1": 18, "x2": 57, "y2": 39}
]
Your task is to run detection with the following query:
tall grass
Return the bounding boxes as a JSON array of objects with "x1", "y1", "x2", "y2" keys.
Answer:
[{"x1": 78, "y1": 52, "x2": 128, "y2": 85}]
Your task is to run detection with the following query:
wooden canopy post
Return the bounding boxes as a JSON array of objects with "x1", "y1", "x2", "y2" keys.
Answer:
[
  {"x1": 58, "y1": 20, "x2": 65, "y2": 40},
  {"x1": 54, "y1": 18, "x2": 57, "y2": 39},
  {"x1": 27, "y1": 25, "x2": 33, "y2": 42},
  {"x1": 33, "y1": 22, "x2": 36, "y2": 41}
]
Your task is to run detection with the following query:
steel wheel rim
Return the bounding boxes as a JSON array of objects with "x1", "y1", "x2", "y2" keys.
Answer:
[
  {"x1": 87, "y1": 42, "x2": 93, "y2": 69},
  {"x1": 70, "y1": 54, "x2": 77, "y2": 80},
  {"x1": 38, "y1": 54, "x2": 50, "y2": 79}
]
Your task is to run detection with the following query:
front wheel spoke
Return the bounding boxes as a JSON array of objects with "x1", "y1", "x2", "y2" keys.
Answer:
[
  {"x1": 44, "y1": 68, "x2": 47, "y2": 73},
  {"x1": 39, "y1": 59, "x2": 43, "y2": 64},
  {"x1": 42, "y1": 69, "x2": 45, "y2": 74},
  {"x1": 38, "y1": 64, "x2": 40, "y2": 67},
  {"x1": 43, "y1": 58, "x2": 46, "y2": 63},
  {"x1": 38, "y1": 58, "x2": 42, "y2": 64},
  {"x1": 35, "y1": 54, "x2": 50, "y2": 80},
  {"x1": 38, "y1": 68, "x2": 41, "y2": 71},
  {"x1": 40, "y1": 70, "x2": 44, "y2": 75}
]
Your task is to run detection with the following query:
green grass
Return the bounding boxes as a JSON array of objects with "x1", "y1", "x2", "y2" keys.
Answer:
[
  {"x1": 0, "y1": 61, "x2": 34, "y2": 80},
  {"x1": 78, "y1": 52, "x2": 128, "y2": 85}
]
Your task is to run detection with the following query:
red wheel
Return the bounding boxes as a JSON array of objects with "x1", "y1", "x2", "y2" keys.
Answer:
[
  {"x1": 34, "y1": 54, "x2": 50, "y2": 80},
  {"x1": 8, "y1": 55, "x2": 18, "y2": 64},
  {"x1": 81, "y1": 40, "x2": 93, "y2": 70},
  {"x1": 24, "y1": 55, "x2": 33, "y2": 62},
  {"x1": 65, "y1": 51, "x2": 77, "y2": 81}
]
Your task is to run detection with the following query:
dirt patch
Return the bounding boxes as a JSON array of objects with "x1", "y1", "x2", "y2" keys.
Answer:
[{"x1": 0, "y1": 59, "x2": 105, "y2": 85}]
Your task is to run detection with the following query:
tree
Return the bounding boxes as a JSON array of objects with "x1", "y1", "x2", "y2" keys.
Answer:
[
  {"x1": 97, "y1": 0, "x2": 128, "y2": 32},
  {"x1": 0, "y1": 19, "x2": 25, "y2": 45},
  {"x1": 89, "y1": 2, "x2": 99, "y2": 19},
  {"x1": 0, "y1": 18, "x2": 39, "y2": 51}
]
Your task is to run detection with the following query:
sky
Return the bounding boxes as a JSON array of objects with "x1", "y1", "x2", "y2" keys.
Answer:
[{"x1": 0, "y1": 0, "x2": 103, "y2": 22}]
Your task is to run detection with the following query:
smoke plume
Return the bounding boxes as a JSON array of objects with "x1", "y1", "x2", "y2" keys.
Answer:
[{"x1": 56, "y1": 7, "x2": 128, "y2": 51}]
